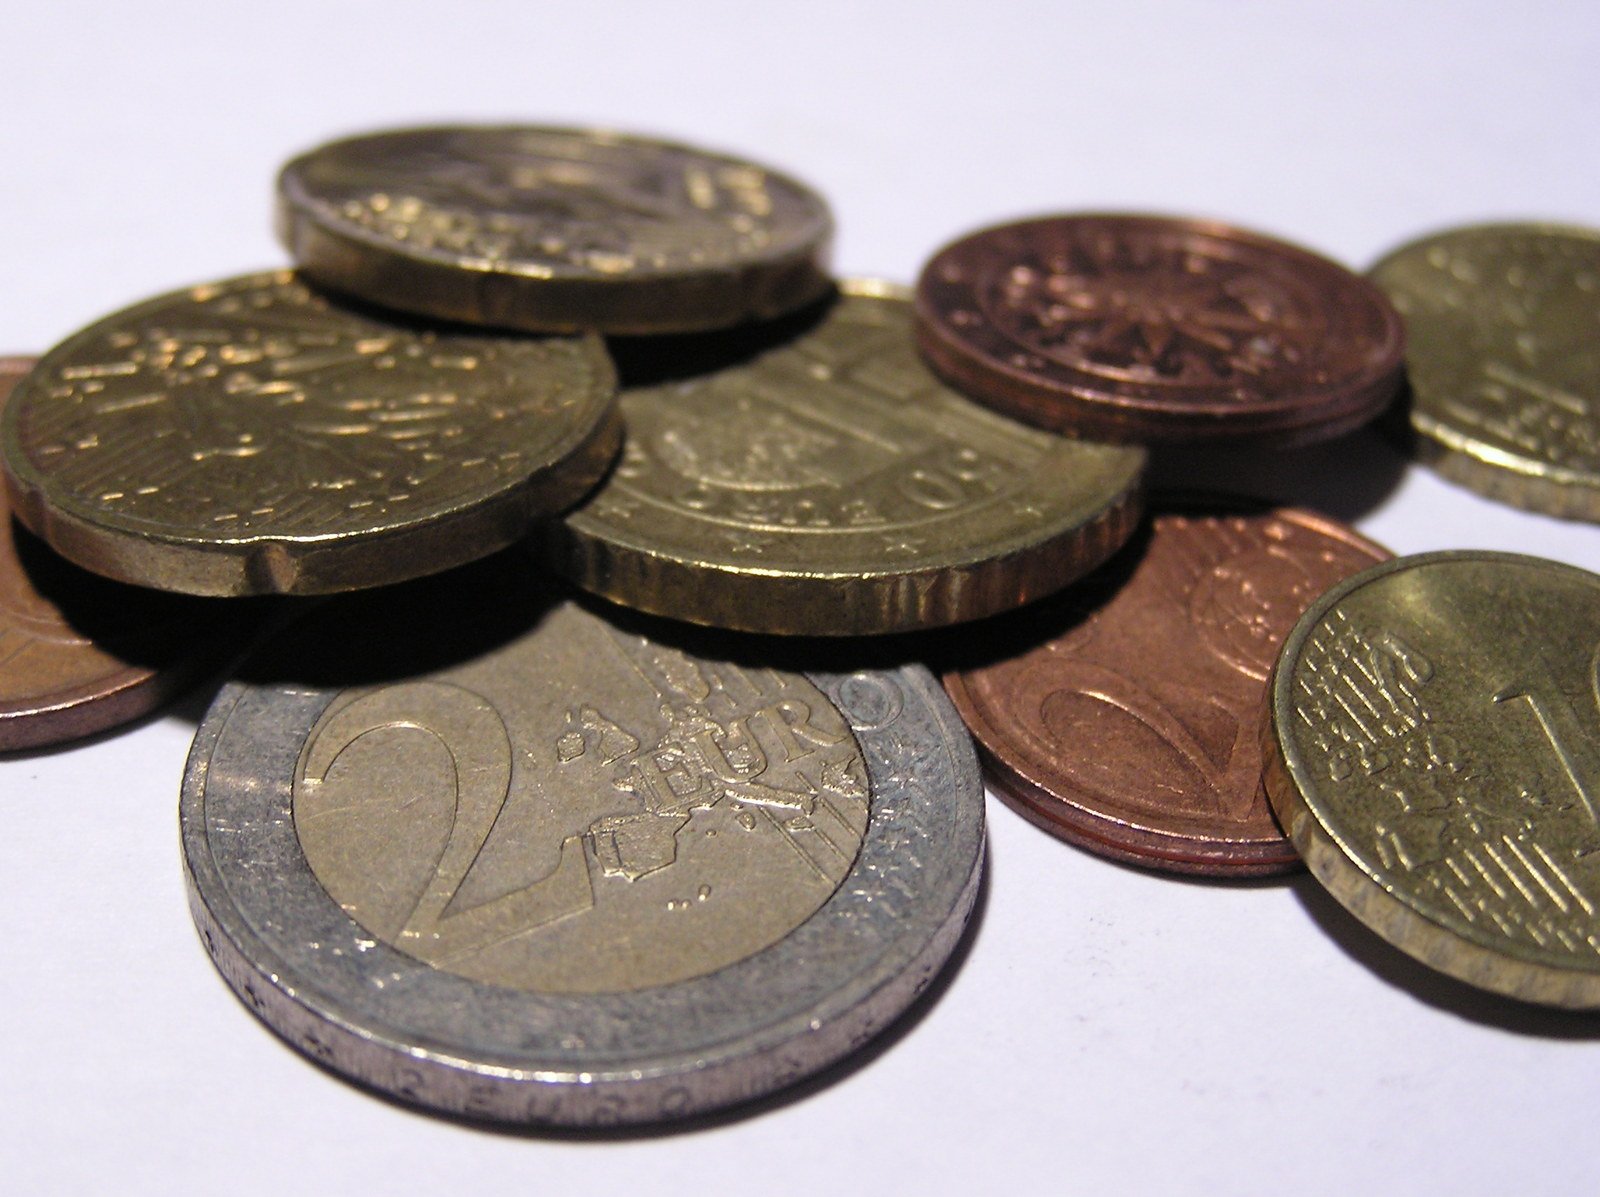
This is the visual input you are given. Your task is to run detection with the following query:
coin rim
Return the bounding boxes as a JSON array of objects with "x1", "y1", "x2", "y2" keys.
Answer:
[
  {"x1": 277, "y1": 124, "x2": 836, "y2": 334},
  {"x1": 1263, "y1": 548, "x2": 1600, "y2": 1007}
]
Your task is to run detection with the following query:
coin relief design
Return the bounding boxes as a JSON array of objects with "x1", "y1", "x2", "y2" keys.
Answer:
[
  {"x1": 1370, "y1": 224, "x2": 1600, "y2": 520},
  {"x1": 181, "y1": 562, "x2": 984, "y2": 1124},
  {"x1": 279, "y1": 126, "x2": 834, "y2": 333},
  {"x1": 1, "y1": 271, "x2": 618, "y2": 594},
  {"x1": 945, "y1": 504, "x2": 1388, "y2": 874},
  {"x1": 293, "y1": 603, "x2": 869, "y2": 993},
  {"x1": 549, "y1": 284, "x2": 1144, "y2": 635},
  {"x1": 916, "y1": 215, "x2": 1405, "y2": 444},
  {"x1": 1268, "y1": 553, "x2": 1600, "y2": 1005}
]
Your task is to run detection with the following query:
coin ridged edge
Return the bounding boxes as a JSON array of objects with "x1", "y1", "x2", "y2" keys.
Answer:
[
  {"x1": 544, "y1": 468, "x2": 1144, "y2": 636},
  {"x1": 1262, "y1": 550, "x2": 1600, "y2": 1008},
  {"x1": 276, "y1": 126, "x2": 836, "y2": 335}
]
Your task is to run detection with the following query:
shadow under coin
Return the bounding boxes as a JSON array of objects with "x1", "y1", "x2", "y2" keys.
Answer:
[
  {"x1": 1290, "y1": 871, "x2": 1600, "y2": 1039},
  {"x1": 1147, "y1": 423, "x2": 1408, "y2": 525}
]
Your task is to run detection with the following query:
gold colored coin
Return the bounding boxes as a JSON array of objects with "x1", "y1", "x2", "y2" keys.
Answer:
[
  {"x1": 543, "y1": 282, "x2": 1146, "y2": 636},
  {"x1": 278, "y1": 125, "x2": 834, "y2": 334},
  {"x1": 1, "y1": 271, "x2": 620, "y2": 596},
  {"x1": 1264, "y1": 550, "x2": 1600, "y2": 1008},
  {"x1": 1370, "y1": 223, "x2": 1600, "y2": 520}
]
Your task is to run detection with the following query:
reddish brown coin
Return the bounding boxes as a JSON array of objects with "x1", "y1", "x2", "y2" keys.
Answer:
[
  {"x1": 0, "y1": 357, "x2": 237, "y2": 751},
  {"x1": 943, "y1": 499, "x2": 1390, "y2": 876},
  {"x1": 915, "y1": 214, "x2": 1405, "y2": 446}
]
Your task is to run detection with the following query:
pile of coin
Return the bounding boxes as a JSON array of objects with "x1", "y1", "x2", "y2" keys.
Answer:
[{"x1": 3, "y1": 123, "x2": 1599, "y2": 1126}]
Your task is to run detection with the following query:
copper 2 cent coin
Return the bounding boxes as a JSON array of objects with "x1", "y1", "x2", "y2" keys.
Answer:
[
  {"x1": 0, "y1": 357, "x2": 237, "y2": 751},
  {"x1": 915, "y1": 214, "x2": 1406, "y2": 446},
  {"x1": 943, "y1": 498, "x2": 1390, "y2": 876}
]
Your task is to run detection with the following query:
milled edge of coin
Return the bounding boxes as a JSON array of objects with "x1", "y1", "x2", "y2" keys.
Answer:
[
  {"x1": 277, "y1": 125, "x2": 836, "y2": 334},
  {"x1": 0, "y1": 273, "x2": 623, "y2": 595},
  {"x1": 915, "y1": 213, "x2": 1406, "y2": 446},
  {"x1": 1262, "y1": 550, "x2": 1600, "y2": 1008},
  {"x1": 1369, "y1": 223, "x2": 1600, "y2": 522},
  {"x1": 180, "y1": 660, "x2": 984, "y2": 1125},
  {"x1": 945, "y1": 498, "x2": 1390, "y2": 877}
]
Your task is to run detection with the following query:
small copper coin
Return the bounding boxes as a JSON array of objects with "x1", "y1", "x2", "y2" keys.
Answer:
[
  {"x1": 915, "y1": 214, "x2": 1406, "y2": 446},
  {"x1": 0, "y1": 357, "x2": 234, "y2": 750},
  {"x1": 943, "y1": 499, "x2": 1390, "y2": 875}
]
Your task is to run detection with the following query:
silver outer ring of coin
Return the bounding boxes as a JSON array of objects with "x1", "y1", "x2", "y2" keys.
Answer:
[{"x1": 180, "y1": 661, "x2": 984, "y2": 1126}]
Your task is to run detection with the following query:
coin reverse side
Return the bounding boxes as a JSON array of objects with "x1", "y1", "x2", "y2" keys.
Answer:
[
  {"x1": 1265, "y1": 551, "x2": 1600, "y2": 1007},
  {"x1": 180, "y1": 562, "x2": 984, "y2": 1124},
  {"x1": 916, "y1": 214, "x2": 1405, "y2": 445},
  {"x1": 278, "y1": 125, "x2": 835, "y2": 334},
  {"x1": 1369, "y1": 223, "x2": 1600, "y2": 521},
  {"x1": 0, "y1": 357, "x2": 234, "y2": 750},
  {"x1": 945, "y1": 500, "x2": 1389, "y2": 875},
  {"x1": 1, "y1": 272, "x2": 620, "y2": 595},
  {"x1": 545, "y1": 282, "x2": 1145, "y2": 635}
]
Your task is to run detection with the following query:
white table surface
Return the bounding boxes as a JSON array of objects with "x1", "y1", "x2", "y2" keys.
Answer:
[{"x1": 5, "y1": 3, "x2": 1600, "y2": 1193}]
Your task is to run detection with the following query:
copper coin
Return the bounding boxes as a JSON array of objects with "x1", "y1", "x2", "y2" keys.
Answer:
[
  {"x1": 915, "y1": 214, "x2": 1406, "y2": 446},
  {"x1": 0, "y1": 357, "x2": 235, "y2": 751},
  {"x1": 942, "y1": 498, "x2": 1390, "y2": 876}
]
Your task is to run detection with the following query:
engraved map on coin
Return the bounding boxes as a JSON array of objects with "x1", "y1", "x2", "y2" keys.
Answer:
[
  {"x1": 1270, "y1": 553, "x2": 1600, "y2": 1004},
  {"x1": 293, "y1": 602, "x2": 869, "y2": 993},
  {"x1": 1370, "y1": 224, "x2": 1600, "y2": 519},
  {"x1": 552, "y1": 284, "x2": 1144, "y2": 634},
  {"x1": 1, "y1": 271, "x2": 617, "y2": 593}
]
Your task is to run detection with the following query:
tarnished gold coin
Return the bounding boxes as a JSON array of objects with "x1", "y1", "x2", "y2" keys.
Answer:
[
  {"x1": 278, "y1": 125, "x2": 834, "y2": 334},
  {"x1": 1, "y1": 271, "x2": 620, "y2": 596},
  {"x1": 1264, "y1": 551, "x2": 1600, "y2": 1008},
  {"x1": 1370, "y1": 223, "x2": 1600, "y2": 520},
  {"x1": 543, "y1": 282, "x2": 1146, "y2": 636}
]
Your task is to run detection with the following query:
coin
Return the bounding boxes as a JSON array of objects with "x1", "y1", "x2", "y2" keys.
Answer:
[
  {"x1": 915, "y1": 214, "x2": 1406, "y2": 445},
  {"x1": 1, "y1": 271, "x2": 620, "y2": 596},
  {"x1": 0, "y1": 357, "x2": 237, "y2": 751},
  {"x1": 1264, "y1": 551, "x2": 1600, "y2": 1007},
  {"x1": 1369, "y1": 223, "x2": 1600, "y2": 521},
  {"x1": 543, "y1": 281, "x2": 1145, "y2": 636},
  {"x1": 278, "y1": 125, "x2": 834, "y2": 334},
  {"x1": 944, "y1": 499, "x2": 1389, "y2": 875},
  {"x1": 180, "y1": 557, "x2": 984, "y2": 1125}
]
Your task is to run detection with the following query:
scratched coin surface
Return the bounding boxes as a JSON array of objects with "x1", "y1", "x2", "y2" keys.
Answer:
[
  {"x1": 180, "y1": 557, "x2": 984, "y2": 1124},
  {"x1": 1264, "y1": 551, "x2": 1600, "y2": 1007},
  {"x1": 944, "y1": 500, "x2": 1389, "y2": 875},
  {"x1": 916, "y1": 214, "x2": 1406, "y2": 445},
  {"x1": 0, "y1": 357, "x2": 233, "y2": 750},
  {"x1": 0, "y1": 271, "x2": 619, "y2": 595},
  {"x1": 278, "y1": 125, "x2": 834, "y2": 334},
  {"x1": 1369, "y1": 223, "x2": 1600, "y2": 521},
  {"x1": 544, "y1": 282, "x2": 1145, "y2": 635}
]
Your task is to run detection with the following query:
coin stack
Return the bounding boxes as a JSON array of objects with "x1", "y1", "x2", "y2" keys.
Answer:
[{"x1": 3, "y1": 123, "x2": 1599, "y2": 1128}]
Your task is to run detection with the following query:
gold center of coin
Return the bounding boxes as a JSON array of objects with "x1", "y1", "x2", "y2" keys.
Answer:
[{"x1": 291, "y1": 602, "x2": 869, "y2": 994}]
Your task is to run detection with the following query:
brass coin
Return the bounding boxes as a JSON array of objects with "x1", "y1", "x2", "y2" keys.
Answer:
[
  {"x1": 278, "y1": 125, "x2": 834, "y2": 334},
  {"x1": 543, "y1": 282, "x2": 1146, "y2": 636},
  {"x1": 1, "y1": 271, "x2": 620, "y2": 596},
  {"x1": 1264, "y1": 550, "x2": 1600, "y2": 1008},
  {"x1": 0, "y1": 357, "x2": 237, "y2": 751},
  {"x1": 1370, "y1": 223, "x2": 1600, "y2": 520}
]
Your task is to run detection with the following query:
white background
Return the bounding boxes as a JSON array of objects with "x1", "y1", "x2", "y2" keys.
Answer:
[{"x1": 5, "y1": 2, "x2": 1600, "y2": 1193}]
